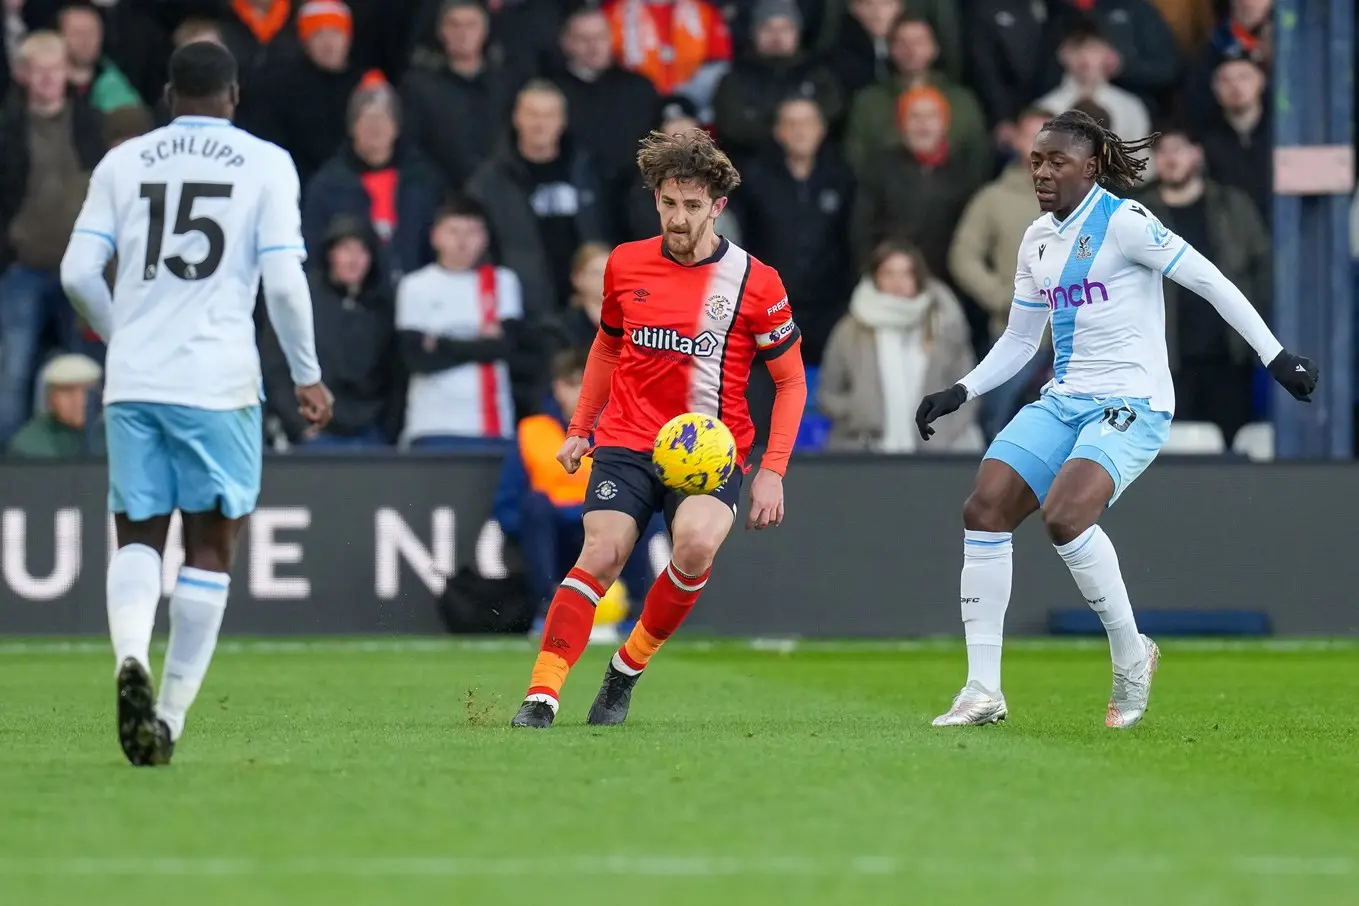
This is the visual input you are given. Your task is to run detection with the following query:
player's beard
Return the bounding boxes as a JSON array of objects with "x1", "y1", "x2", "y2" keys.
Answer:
[{"x1": 664, "y1": 223, "x2": 706, "y2": 259}]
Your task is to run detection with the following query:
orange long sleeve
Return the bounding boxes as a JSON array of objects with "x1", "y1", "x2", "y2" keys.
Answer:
[
  {"x1": 567, "y1": 329, "x2": 623, "y2": 437},
  {"x1": 760, "y1": 339, "x2": 807, "y2": 477}
]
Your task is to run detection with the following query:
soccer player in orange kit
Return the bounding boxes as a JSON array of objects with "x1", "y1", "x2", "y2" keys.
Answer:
[{"x1": 511, "y1": 129, "x2": 807, "y2": 729}]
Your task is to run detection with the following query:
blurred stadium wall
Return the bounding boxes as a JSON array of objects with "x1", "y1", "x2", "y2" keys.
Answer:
[{"x1": 0, "y1": 456, "x2": 1355, "y2": 636}]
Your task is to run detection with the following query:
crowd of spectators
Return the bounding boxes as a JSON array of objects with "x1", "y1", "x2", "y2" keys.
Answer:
[{"x1": 0, "y1": 0, "x2": 1336, "y2": 467}]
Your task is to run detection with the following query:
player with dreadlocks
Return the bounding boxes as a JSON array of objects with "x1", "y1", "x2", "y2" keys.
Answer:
[{"x1": 916, "y1": 109, "x2": 1318, "y2": 729}]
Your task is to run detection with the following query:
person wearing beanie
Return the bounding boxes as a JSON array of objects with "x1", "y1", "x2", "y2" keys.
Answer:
[
  {"x1": 240, "y1": 0, "x2": 364, "y2": 186},
  {"x1": 6, "y1": 353, "x2": 103, "y2": 458},
  {"x1": 851, "y1": 82, "x2": 984, "y2": 290},
  {"x1": 303, "y1": 74, "x2": 443, "y2": 285},
  {"x1": 711, "y1": 0, "x2": 843, "y2": 165}
]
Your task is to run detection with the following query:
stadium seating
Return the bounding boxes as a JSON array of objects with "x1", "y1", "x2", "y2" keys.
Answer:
[
  {"x1": 1162, "y1": 421, "x2": 1227, "y2": 455},
  {"x1": 1231, "y1": 422, "x2": 1275, "y2": 461}
]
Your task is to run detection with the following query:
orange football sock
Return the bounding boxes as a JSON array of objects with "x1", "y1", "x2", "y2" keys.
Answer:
[
  {"x1": 615, "y1": 561, "x2": 710, "y2": 674},
  {"x1": 526, "y1": 568, "x2": 605, "y2": 705}
]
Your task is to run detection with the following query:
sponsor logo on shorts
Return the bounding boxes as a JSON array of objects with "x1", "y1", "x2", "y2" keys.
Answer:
[
  {"x1": 630, "y1": 326, "x2": 719, "y2": 357},
  {"x1": 596, "y1": 480, "x2": 618, "y2": 501}
]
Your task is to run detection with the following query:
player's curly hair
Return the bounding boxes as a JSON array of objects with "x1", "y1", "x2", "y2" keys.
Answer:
[
  {"x1": 636, "y1": 128, "x2": 741, "y2": 199},
  {"x1": 1041, "y1": 109, "x2": 1158, "y2": 192}
]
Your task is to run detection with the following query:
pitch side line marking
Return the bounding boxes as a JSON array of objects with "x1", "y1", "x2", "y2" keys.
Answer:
[{"x1": 0, "y1": 855, "x2": 1349, "y2": 878}]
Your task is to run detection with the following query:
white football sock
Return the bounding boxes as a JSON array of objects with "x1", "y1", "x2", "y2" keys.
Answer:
[
  {"x1": 1055, "y1": 526, "x2": 1146, "y2": 673},
  {"x1": 961, "y1": 530, "x2": 1012, "y2": 694},
  {"x1": 106, "y1": 544, "x2": 163, "y2": 674},
  {"x1": 157, "y1": 567, "x2": 229, "y2": 741}
]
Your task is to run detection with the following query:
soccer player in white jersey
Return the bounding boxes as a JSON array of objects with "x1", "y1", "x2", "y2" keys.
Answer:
[
  {"x1": 915, "y1": 110, "x2": 1318, "y2": 729},
  {"x1": 59, "y1": 41, "x2": 333, "y2": 766}
]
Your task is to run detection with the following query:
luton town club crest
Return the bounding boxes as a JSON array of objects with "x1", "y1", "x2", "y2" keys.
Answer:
[{"x1": 705, "y1": 295, "x2": 730, "y2": 320}]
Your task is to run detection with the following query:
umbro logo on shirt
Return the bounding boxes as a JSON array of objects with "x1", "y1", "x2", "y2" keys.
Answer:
[
  {"x1": 633, "y1": 289, "x2": 650, "y2": 301},
  {"x1": 1038, "y1": 244, "x2": 1046, "y2": 260}
]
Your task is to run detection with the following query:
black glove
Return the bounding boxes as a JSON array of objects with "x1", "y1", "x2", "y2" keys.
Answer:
[
  {"x1": 1267, "y1": 349, "x2": 1319, "y2": 402},
  {"x1": 915, "y1": 384, "x2": 969, "y2": 441}
]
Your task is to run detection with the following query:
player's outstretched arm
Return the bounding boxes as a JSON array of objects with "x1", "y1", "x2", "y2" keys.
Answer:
[
  {"x1": 916, "y1": 301, "x2": 1047, "y2": 440},
  {"x1": 1164, "y1": 247, "x2": 1319, "y2": 401},
  {"x1": 748, "y1": 339, "x2": 807, "y2": 530},
  {"x1": 1113, "y1": 208, "x2": 1319, "y2": 402}
]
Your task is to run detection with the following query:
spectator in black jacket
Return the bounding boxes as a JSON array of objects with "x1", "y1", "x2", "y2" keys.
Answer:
[
  {"x1": 303, "y1": 75, "x2": 443, "y2": 285},
  {"x1": 737, "y1": 96, "x2": 853, "y2": 365},
  {"x1": 243, "y1": 0, "x2": 364, "y2": 187},
  {"x1": 0, "y1": 31, "x2": 104, "y2": 446},
  {"x1": 963, "y1": 0, "x2": 1057, "y2": 147},
  {"x1": 1201, "y1": 56, "x2": 1271, "y2": 222},
  {"x1": 712, "y1": 0, "x2": 843, "y2": 166},
  {"x1": 221, "y1": 0, "x2": 299, "y2": 78},
  {"x1": 400, "y1": 0, "x2": 523, "y2": 191},
  {"x1": 264, "y1": 215, "x2": 402, "y2": 449},
  {"x1": 551, "y1": 6, "x2": 659, "y2": 213},
  {"x1": 825, "y1": 0, "x2": 900, "y2": 98},
  {"x1": 466, "y1": 79, "x2": 612, "y2": 318}
]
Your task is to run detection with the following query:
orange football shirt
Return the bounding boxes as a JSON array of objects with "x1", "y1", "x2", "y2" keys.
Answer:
[{"x1": 592, "y1": 237, "x2": 799, "y2": 464}]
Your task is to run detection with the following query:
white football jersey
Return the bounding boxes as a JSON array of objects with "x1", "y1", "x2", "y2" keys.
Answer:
[
  {"x1": 1013, "y1": 184, "x2": 1189, "y2": 414},
  {"x1": 70, "y1": 115, "x2": 306, "y2": 410}
]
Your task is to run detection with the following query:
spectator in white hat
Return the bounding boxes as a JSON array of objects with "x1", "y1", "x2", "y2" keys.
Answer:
[{"x1": 7, "y1": 353, "x2": 102, "y2": 458}]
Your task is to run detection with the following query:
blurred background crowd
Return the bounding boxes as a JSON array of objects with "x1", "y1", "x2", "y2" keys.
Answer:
[{"x1": 0, "y1": 0, "x2": 1350, "y2": 472}]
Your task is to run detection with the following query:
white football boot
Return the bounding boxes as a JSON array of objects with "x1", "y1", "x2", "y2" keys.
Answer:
[
  {"x1": 1106, "y1": 635, "x2": 1160, "y2": 729},
  {"x1": 932, "y1": 680, "x2": 1008, "y2": 726}
]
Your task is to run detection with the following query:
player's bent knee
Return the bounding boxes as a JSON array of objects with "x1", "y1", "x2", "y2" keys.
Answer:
[
  {"x1": 962, "y1": 492, "x2": 1012, "y2": 534},
  {"x1": 670, "y1": 532, "x2": 721, "y2": 576},
  {"x1": 1040, "y1": 503, "x2": 1093, "y2": 547},
  {"x1": 577, "y1": 533, "x2": 631, "y2": 585}
]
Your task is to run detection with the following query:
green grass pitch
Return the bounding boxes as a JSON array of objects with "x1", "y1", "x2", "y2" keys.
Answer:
[{"x1": 1, "y1": 637, "x2": 1356, "y2": 906}]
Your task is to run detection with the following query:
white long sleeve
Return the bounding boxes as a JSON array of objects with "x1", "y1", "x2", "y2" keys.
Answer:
[
  {"x1": 59, "y1": 231, "x2": 116, "y2": 342},
  {"x1": 1165, "y1": 245, "x2": 1282, "y2": 364},
  {"x1": 959, "y1": 302, "x2": 1050, "y2": 399},
  {"x1": 260, "y1": 252, "x2": 322, "y2": 386}
]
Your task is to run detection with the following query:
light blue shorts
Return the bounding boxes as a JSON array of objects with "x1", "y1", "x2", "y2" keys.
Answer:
[
  {"x1": 105, "y1": 402, "x2": 262, "y2": 521},
  {"x1": 984, "y1": 392, "x2": 1171, "y2": 505}
]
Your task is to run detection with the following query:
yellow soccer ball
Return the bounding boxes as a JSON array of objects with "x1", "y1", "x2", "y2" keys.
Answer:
[{"x1": 652, "y1": 412, "x2": 737, "y2": 495}]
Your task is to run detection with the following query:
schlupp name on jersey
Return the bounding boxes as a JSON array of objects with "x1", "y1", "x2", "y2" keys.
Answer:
[
  {"x1": 630, "y1": 325, "x2": 719, "y2": 358},
  {"x1": 139, "y1": 135, "x2": 246, "y2": 169}
]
